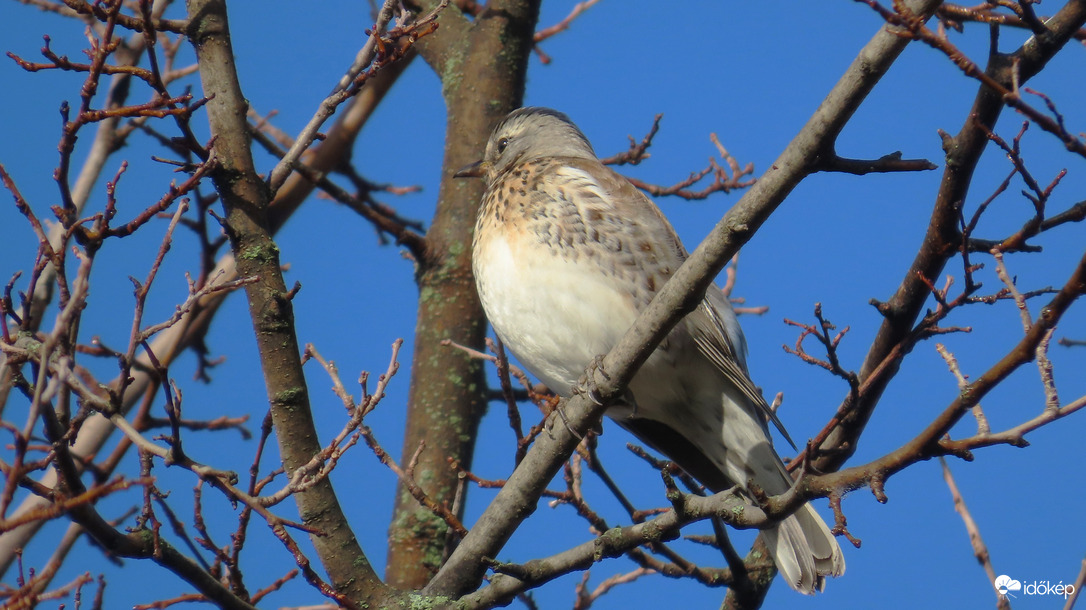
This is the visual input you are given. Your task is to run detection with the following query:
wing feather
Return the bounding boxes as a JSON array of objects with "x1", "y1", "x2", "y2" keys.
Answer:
[{"x1": 687, "y1": 293, "x2": 797, "y2": 450}]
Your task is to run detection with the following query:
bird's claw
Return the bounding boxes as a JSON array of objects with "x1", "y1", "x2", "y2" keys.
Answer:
[
  {"x1": 574, "y1": 355, "x2": 609, "y2": 406},
  {"x1": 553, "y1": 402, "x2": 585, "y2": 441},
  {"x1": 556, "y1": 357, "x2": 612, "y2": 440}
]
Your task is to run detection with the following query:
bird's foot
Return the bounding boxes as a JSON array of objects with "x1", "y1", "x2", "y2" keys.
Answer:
[
  {"x1": 556, "y1": 357, "x2": 611, "y2": 440},
  {"x1": 553, "y1": 400, "x2": 585, "y2": 441},
  {"x1": 574, "y1": 355, "x2": 609, "y2": 406}
]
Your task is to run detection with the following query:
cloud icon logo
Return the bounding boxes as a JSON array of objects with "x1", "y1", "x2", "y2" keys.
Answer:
[{"x1": 995, "y1": 575, "x2": 1022, "y2": 598}]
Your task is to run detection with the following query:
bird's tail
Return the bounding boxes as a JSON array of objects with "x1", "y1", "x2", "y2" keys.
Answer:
[{"x1": 760, "y1": 502, "x2": 846, "y2": 594}]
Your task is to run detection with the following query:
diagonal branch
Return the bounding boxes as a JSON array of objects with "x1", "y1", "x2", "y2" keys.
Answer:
[
  {"x1": 939, "y1": 457, "x2": 1009, "y2": 610},
  {"x1": 266, "y1": 0, "x2": 445, "y2": 194}
]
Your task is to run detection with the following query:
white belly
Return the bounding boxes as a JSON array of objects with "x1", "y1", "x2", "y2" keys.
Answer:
[{"x1": 473, "y1": 232, "x2": 639, "y2": 396}]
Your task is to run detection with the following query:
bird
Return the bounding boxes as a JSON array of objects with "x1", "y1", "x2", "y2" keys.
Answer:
[{"x1": 456, "y1": 106, "x2": 845, "y2": 594}]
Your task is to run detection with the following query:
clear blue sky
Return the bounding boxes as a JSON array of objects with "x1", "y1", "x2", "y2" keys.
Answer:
[{"x1": 1, "y1": 2, "x2": 1083, "y2": 609}]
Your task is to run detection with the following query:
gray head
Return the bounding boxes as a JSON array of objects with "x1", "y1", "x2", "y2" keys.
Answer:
[{"x1": 455, "y1": 107, "x2": 596, "y2": 184}]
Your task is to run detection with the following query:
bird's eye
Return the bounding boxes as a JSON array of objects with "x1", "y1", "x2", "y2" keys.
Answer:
[{"x1": 496, "y1": 137, "x2": 509, "y2": 155}]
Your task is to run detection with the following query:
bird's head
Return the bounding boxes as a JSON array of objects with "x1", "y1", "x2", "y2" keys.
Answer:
[{"x1": 454, "y1": 107, "x2": 596, "y2": 184}]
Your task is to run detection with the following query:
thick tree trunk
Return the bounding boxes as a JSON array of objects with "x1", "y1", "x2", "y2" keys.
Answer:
[{"x1": 386, "y1": 0, "x2": 542, "y2": 590}]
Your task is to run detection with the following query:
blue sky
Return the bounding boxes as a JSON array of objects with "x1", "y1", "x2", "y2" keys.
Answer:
[{"x1": 1, "y1": 2, "x2": 1084, "y2": 609}]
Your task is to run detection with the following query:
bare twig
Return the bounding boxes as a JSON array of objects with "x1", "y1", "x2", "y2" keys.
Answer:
[
  {"x1": 267, "y1": 0, "x2": 447, "y2": 193},
  {"x1": 939, "y1": 457, "x2": 1008, "y2": 610}
]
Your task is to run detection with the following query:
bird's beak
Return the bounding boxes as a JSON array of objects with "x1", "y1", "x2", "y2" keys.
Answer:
[{"x1": 454, "y1": 160, "x2": 487, "y2": 179}]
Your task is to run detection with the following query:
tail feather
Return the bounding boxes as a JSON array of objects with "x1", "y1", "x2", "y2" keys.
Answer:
[
  {"x1": 760, "y1": 504, "x2": 846, "y2": 594},
  {"x1": 610, "y1": 406, "x2": 847, "y2": 594}
]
